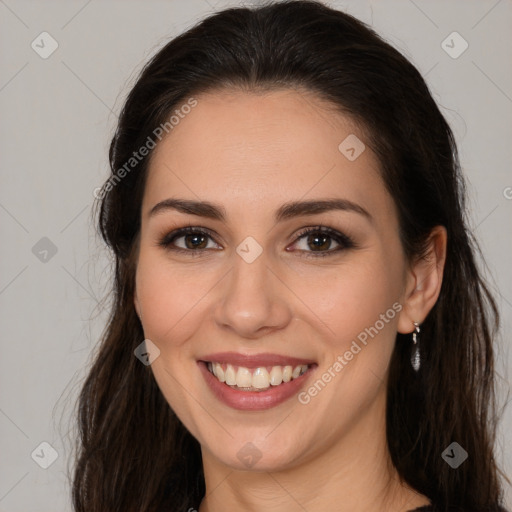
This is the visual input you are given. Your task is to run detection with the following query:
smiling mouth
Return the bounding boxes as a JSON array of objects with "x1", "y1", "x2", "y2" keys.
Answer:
[{"x1": 205, "y1": 362, "x2": 312, "y2": 392}]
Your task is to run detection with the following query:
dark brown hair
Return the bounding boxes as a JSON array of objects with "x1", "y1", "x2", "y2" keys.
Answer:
[{"x1": 73, "y1": 1, "x2": 509, "y2": 510}]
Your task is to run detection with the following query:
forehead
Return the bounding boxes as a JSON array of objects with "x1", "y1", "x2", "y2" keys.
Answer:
[{"x1": 143, "y1": 88, "x2": 392, "y2": 222}]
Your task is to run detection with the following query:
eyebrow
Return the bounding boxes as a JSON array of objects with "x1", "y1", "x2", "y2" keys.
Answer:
[{"x1": 148, "y1": 198, "x2": 372, "y2": 223}]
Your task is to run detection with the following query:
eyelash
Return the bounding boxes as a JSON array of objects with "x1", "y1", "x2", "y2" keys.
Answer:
[{"x1": 157, "y1": 225, "x2": 356, "y2": 258}]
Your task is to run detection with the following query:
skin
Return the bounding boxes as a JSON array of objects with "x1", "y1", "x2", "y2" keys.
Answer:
[{"x1": 133, "y1": 88, "x2": 447, "y2": 512}]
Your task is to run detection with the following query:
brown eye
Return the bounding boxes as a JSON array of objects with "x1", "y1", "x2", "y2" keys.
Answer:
[
  {"x1": 305, "y1": 233, "x2": 334, "y2": 251},
  {"x1": 158, "y1": 227, "x2": 221, "y2": 254},
  {"x1": 183, "y1": 233, "x2": 208, "y2": 249},
  {"x1": 289, "y1": 226, "x2": 355, "y2": 257}
]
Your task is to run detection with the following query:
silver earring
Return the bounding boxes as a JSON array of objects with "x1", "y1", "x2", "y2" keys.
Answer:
[{"x1": 411, "y1": 322, "x2": 421, "y2": 372}]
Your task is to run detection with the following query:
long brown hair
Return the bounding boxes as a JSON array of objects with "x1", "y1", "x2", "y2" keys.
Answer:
[{"x1": 73, "y1": 1, "x2": 509, "y2": 510}]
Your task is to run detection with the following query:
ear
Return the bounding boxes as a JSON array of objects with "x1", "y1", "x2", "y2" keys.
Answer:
[{"x1": 397, "y1": 226, "x2": 447, "y2": 334}]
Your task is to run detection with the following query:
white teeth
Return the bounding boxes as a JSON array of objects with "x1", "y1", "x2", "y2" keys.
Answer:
[
  {"x1": 282, "y1": 365, "x2": 293, "y2": 383},
  {"x1": 292, "y1": 365, "x2": 302, "y2": 379},
  {"x1": 269, "y1": 366, "x2": 283, "y2": 386},
  {"x1": 252, "y1": 368, "x2": 270, "y2": 389},
  {"x1": 225, "y1": 364, "x2": 236, "y2": 385},
  {"x1": 213, "y1": 362, "x2": 225, "y2": 383},
  {"x1": 208, "y1": 362, "x2": 310, "y2": 391},
  {"x1": 236, "y1": 367, "x2": 252, "y2": 388}
]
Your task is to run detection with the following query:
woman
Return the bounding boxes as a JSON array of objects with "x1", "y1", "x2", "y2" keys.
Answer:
[{"x1": 73, "y1": 1, "x2": 510, "y2": 511}]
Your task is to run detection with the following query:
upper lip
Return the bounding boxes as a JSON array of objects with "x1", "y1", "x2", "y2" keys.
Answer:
[{"x1": 199, "y1": 352, "x2": 316, "y2": 368}]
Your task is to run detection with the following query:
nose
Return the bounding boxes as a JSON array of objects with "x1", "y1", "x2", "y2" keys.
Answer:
[{"x1": 213, "y1": 248, "x2": 293, "y2": 339}]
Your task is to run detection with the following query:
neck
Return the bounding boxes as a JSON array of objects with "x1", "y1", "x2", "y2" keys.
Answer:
[{"x1": 198, "y1": 389, "x2": 430, "y2": 512}]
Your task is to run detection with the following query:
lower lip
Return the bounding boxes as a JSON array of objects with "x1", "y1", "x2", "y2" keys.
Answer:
[{"x1": 198, "y1": 361, "x2": 315, "y2": 411}]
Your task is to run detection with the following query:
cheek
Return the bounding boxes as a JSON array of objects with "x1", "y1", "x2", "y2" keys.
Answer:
[
  {"x1": 288, "y1": 260, "x2": 403, "y2": 424},
  {"x1": 134, "y1": 252, "x2": 217, "y2": 426},
  {"x1": 134, "y1": 251, "x2": 215, "y2": 352},
  {"x1": 288, "y1": 255, "x2": 403, "y2": 346}
]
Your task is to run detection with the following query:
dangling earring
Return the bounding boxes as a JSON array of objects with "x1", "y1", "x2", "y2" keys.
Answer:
[{"x1": 411, "y1": 322, "x2": 421, "y2": 371}]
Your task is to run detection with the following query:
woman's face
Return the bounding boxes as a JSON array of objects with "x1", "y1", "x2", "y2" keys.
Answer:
[{"x1": 134, "y1": 88, "x2": 413, "y2": 471}]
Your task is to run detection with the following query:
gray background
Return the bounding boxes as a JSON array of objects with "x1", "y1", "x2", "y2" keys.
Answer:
[{"x1": 0, "y1": 0, "x2": 511, "y2": 510}]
